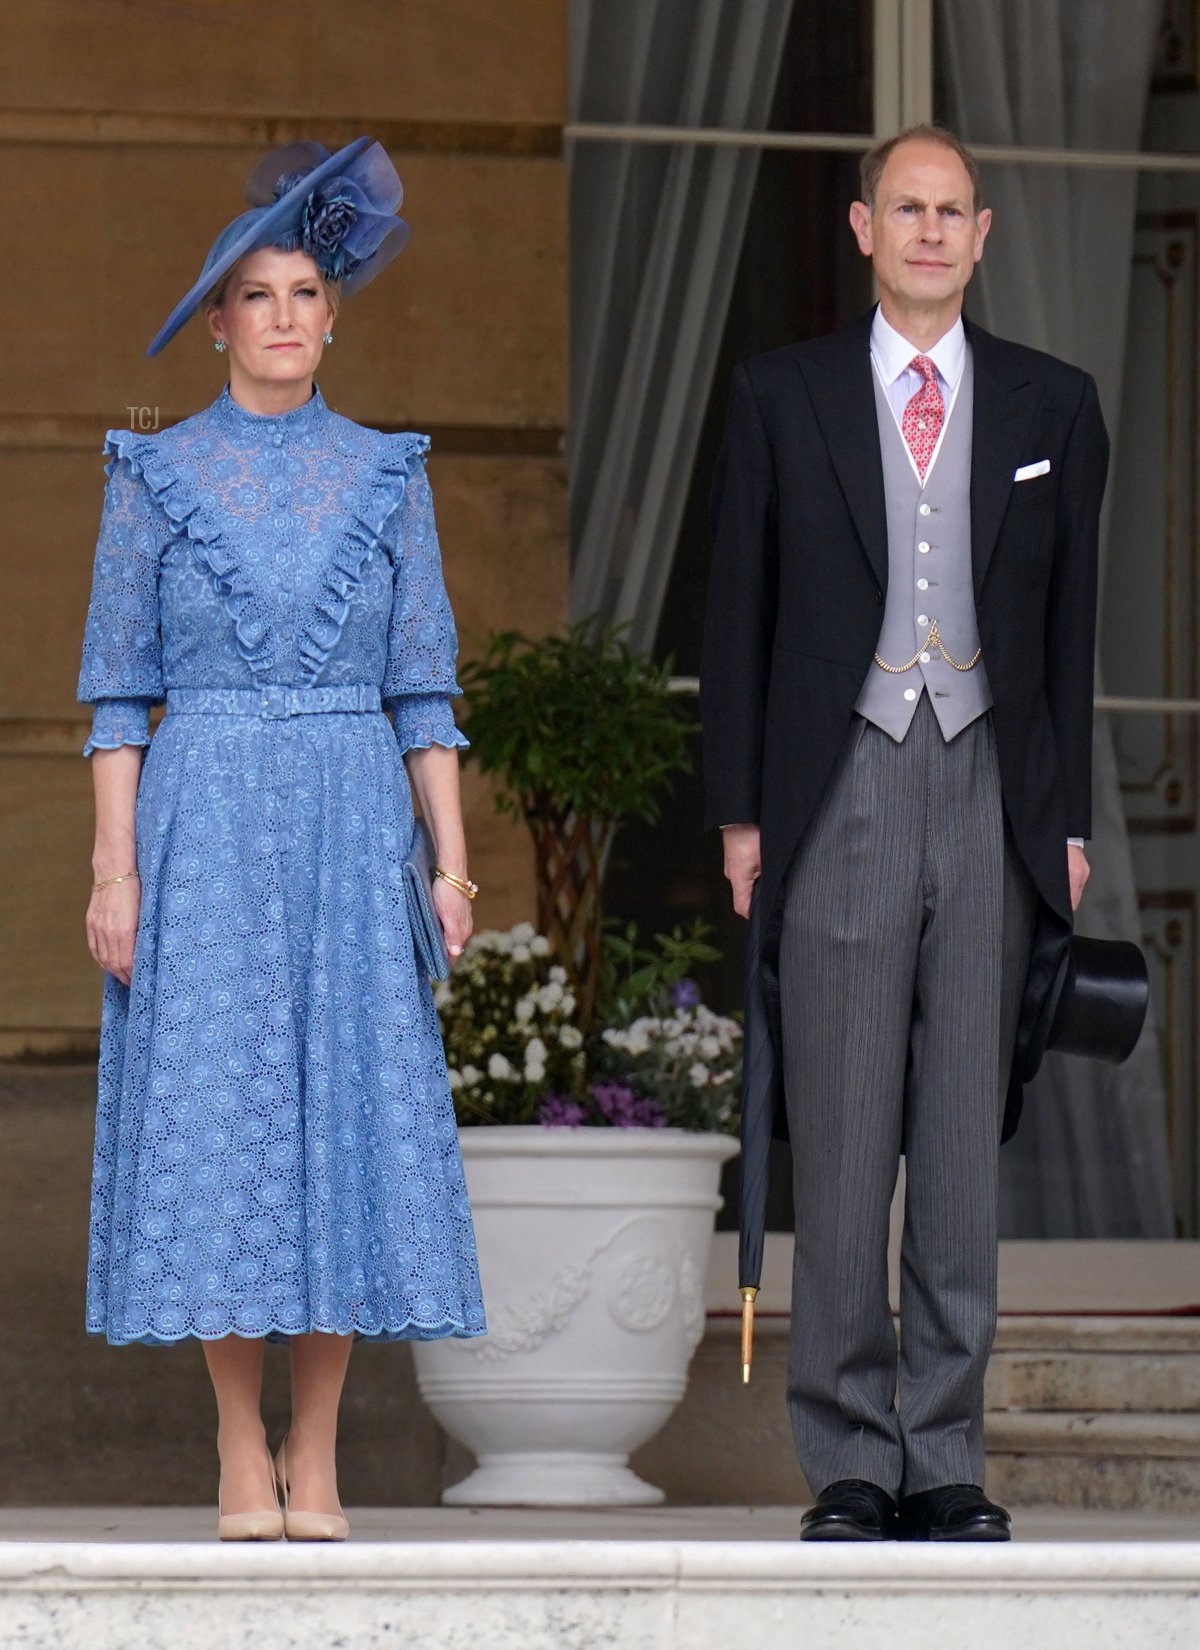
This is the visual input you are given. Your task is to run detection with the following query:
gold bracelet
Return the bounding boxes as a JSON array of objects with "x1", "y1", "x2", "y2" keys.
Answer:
[
  {"x1": 434, "y1": 867, "x2": 479, "y2": 901},
  {"x1": 91, "y1": 871, "x2": 140, "y2": 892}
]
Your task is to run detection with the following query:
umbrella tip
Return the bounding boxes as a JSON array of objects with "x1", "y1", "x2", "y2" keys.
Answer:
[{"x1": 739, "y1": 1285, "x2": 757, "y2": 1386}]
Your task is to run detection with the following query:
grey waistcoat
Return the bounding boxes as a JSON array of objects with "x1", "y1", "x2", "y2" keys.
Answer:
[{"x1": 855, "y1": 348, "x2": 992, "y2": 742}]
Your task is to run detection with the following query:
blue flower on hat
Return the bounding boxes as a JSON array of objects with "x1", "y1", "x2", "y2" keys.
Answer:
[{"x1": 302, "y1": 181, "x2": 367, "y2": 280}]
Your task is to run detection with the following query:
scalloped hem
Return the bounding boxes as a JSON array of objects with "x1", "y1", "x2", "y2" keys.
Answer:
[
  {"x1": 82, "y1": 733, "x2": 153, "y2": 759},
  {"x1": 398, "y1": 730, "x2": 471, "y2": 754},
  {"x1": 87, "y1": 1315, "x2": 487, "y2": 1348}
]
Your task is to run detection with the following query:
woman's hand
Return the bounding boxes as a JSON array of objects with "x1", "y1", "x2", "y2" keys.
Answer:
[
  {"x1": 432, "y1": 874, "x2": 473, "y2": 963},
  {"x1": 86, "y1": 879, "x2": 141, "y2": 987}
]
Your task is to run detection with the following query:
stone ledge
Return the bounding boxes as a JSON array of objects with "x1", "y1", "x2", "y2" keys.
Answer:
[
  {"x1": 4, "y1": 1537, "x2": 1200, "y2": 1584},
  {"x1": 3, "y1": 1533, "x2": 1199, "y2": 1650}
]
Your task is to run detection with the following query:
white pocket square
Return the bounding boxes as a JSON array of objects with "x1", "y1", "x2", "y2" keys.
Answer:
[{"x1": 1014, "y1": 459, "x2": 1051, "y2": 482}]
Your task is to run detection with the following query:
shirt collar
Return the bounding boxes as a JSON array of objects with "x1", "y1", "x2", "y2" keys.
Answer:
[{"x1": 870, "y1": 306, "x2": 966, "y2": 393}]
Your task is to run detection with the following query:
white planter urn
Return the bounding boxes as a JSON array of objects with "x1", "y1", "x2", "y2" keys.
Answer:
[{"x1": 411, "y1": 1125, "x2": 739, "y2": 1506}]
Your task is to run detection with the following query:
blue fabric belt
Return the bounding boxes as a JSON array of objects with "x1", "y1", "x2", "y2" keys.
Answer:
[{"x1": 166, "y1": 685, "x2": 382, "y2": 719}]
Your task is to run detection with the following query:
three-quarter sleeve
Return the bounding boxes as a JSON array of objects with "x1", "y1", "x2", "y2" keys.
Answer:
[
  {"x1": 381, "y1": 456, "x2": 469, "y2": 753},
  {"x1": 77, "y1": 450, "x2": 165, "y2": 757}
]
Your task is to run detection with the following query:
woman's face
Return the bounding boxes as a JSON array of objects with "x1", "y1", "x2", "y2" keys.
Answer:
[{"x1": 207, "y1": 246, "x2": 334, "y2": 387}]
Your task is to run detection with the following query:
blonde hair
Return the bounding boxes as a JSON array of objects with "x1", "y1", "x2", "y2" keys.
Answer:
[{"x1": 859, "y1": 124, "x2": 984, "y2": 216}]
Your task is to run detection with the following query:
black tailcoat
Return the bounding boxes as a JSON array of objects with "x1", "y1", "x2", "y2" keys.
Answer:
[{"x1": 701, "y1": 308, "x2": 1108, "y2": 1149}]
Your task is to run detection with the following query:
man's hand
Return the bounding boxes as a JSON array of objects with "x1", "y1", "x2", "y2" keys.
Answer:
[
  {"x1": 722, "y1": 824, "x2": 761, "y2": 918},
  {"x1": 1067, "y1": 843, "x2": 1090, "y2": 912}
]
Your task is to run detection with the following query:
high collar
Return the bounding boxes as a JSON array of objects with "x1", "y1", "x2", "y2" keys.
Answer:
[
  {"x1": 210, "y1": 381, "x2": 328, "y2": 440},
  {"x1": 870, "y1": 305, "x2": 966, "y2": 394}
]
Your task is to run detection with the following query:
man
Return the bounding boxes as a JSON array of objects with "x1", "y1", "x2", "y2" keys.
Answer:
[{"x1": 701, "y1": 126, "x2": 1105, "y2": 1542}]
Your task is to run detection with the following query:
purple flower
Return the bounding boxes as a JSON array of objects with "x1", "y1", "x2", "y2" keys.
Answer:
[
  {"x1": 539, "y1": 1095, "x2": 587, "y2": 1129},
  {"x1": 592, "y1": 1082, "x2": 666, "y2": 1129},
  {"x1": 670, "y1": 978, "x2": 702, "y2": 1010}
]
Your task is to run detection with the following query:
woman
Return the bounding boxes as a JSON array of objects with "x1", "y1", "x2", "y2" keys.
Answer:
[{"x1": 78, "y1": 138, "x2": 486, "y2": 1541}]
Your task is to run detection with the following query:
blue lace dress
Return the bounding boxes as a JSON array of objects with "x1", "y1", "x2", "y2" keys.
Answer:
[{"x1": 77, "y1": 382, "x2": 486, "y2": 1347}]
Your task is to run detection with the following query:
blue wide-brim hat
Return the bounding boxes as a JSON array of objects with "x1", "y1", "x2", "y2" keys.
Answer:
[{"x1": 146, "y1": 136, "x2": 410, "y2": 356}]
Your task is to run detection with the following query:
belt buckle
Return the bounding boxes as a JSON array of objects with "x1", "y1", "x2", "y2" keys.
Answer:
[{"x1": 260, "y1": 686, "x2": 290, "y2": 720}]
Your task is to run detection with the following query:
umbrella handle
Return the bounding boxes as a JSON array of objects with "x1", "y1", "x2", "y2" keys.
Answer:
[{"x1": 740, "y1": 1287, "x2": 758, "y2": 1383}]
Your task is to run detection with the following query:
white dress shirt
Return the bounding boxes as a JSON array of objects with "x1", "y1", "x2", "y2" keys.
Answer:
[{"x1": 870, "y1": 308, "x2": 966, "y2": 484}]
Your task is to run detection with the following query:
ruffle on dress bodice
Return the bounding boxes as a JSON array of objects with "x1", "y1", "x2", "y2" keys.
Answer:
[{"x1": 78, "y1": 384, "x2": 468, "y2": 756}]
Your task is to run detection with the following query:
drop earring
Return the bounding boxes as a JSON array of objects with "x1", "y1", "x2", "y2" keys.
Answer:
[
  {"x1": 322, "y1": 332, "x2": 334, "y2": 345},
  {"x1": 213, "y1": 339, "x2": 227, "y2": 353}
]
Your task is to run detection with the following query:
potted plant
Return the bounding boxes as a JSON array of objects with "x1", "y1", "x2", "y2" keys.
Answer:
[
  {"x1": 411, "y1": 921, "x2": 740, "y2": 1507},
  {"x1": 457, "y1": 621, "x2": 691, "y2": 1030}
]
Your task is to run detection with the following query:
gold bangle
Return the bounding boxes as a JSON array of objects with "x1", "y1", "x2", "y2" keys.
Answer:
[
  {"x1": 434, "y1": 867, "x2": 479, "y2": 901},
  {"x1": 91, "y1": 871, "x2": 140, "y2": 892}
]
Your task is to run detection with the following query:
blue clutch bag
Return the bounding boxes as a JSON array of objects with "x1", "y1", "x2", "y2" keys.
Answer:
[{"x1": 403, "y1": 818, "x2": 451, "y2": 981}]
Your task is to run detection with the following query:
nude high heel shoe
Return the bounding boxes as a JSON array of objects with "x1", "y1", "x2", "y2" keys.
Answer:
[
  {"x1": 274, "y1": 1435, "x2": 350, "y2": 1542},
  {"x1": 217, "y1": 1445, "x2": 285, "y2": 1542}
]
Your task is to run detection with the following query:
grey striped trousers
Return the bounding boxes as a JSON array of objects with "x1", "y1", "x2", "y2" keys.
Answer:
[{"x1": 779, "y1": 695, "x2": 1036, "y2": 1498}]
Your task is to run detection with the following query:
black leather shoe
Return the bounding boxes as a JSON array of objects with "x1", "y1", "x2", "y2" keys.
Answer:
[
  {"x1": 898, "y1": 1484, "x2": 1012, "y2": 1542},
  {"x1": 800, "y1": 1479, "x2": 898, "y2": 1541}
]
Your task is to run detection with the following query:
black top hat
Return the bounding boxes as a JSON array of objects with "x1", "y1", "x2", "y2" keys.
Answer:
[{"x1": 1021, "y1": 933, "x2": 1149, "y2": 1082}]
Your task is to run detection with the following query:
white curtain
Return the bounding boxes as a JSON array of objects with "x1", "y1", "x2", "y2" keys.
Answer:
[
  {"x1": 939, "y1": 0, "x2": 1176, "y2": 1235},
  {"x1": 568, "y1": 0, "x2": 794, "y2": 650}
]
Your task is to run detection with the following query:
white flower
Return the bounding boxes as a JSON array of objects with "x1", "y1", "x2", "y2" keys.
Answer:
[
  {"x1": 461, "y1": 1064, "x2": 481, "y2": 1087},
  {"x1": 526, "y1": 1061, "x2": 546, "y2": 1085},
  {"x1": 524, "y1": 1037, "x2": 547, "y2": 1063},
  {"x1": 558, "y1": 1025, "x2": 583, "y2": 1050},
  {"x1": 514, "y1": 997, "x2": 535, "y2": 1023},
  {"x1": 512, "y1": 944, "x2": 531, "y2": 963},
  {"x1": 531, "y1": 935, "x2": 551, "y2": 956},
  {"x1": 488, "y1": 1052, "x2": 514, "y2": 1080},
  {"x1": 549, "y1": 965, "x2": 568, "y2": 985},
  {"x1": 699, "y1": 1035, "x2": 721, "y2": 1059},
  {"x1": 560, "y1": 992, "x2": 576, "y2": 1017},
  {"x1": 537, "y1": 982, "x2": 563, "y2": 1013},
  {"x1": 688, "y1": 1062, "x2": 710, "y2": 1087},
  {"x1": 447, "y1": 1067, "x2": 463, "y2": 1090},
  {"x1": 712, "y1": 1070, "x2": 733, "y2": 1085},
  {"x1": 512, "y1": 921, "x2": 536, "y2": 943}
]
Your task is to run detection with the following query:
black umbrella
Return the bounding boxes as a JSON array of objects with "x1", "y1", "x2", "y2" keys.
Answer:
[{"x1": 736, "y1": 889, "x2": 785, "y2": 1382}]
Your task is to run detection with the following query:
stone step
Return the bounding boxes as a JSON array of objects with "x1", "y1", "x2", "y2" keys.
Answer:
[
  {"x1": 634, "y1": 1318, "x2": 1200, "y2": 1512},
  {"x1": 992, "y1": 1315, "x2": 1200, "y2": 1354},
  {"x1": 986, "y1": 1454, "x2": 1200, "y2": 1517},
  {"x1": 985, "y1": 1410, "x2": 1200, "y2": 1459},
  {"x1": 986, "y1": 1350, "x2": 1200, "y2": 1414},
  {"x1": 2, "y1": 1529, "x2": 1198, "y2": 1649}
]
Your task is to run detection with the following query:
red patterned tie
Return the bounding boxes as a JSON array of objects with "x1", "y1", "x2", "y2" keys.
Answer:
[{"x1": 901, "y1": 354, "x2": 944, "y2": 482}]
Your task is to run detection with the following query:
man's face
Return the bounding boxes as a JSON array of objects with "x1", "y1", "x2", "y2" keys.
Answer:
[{"x1": 849, "y1": 140, "x2": 991, "y2": 310}]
